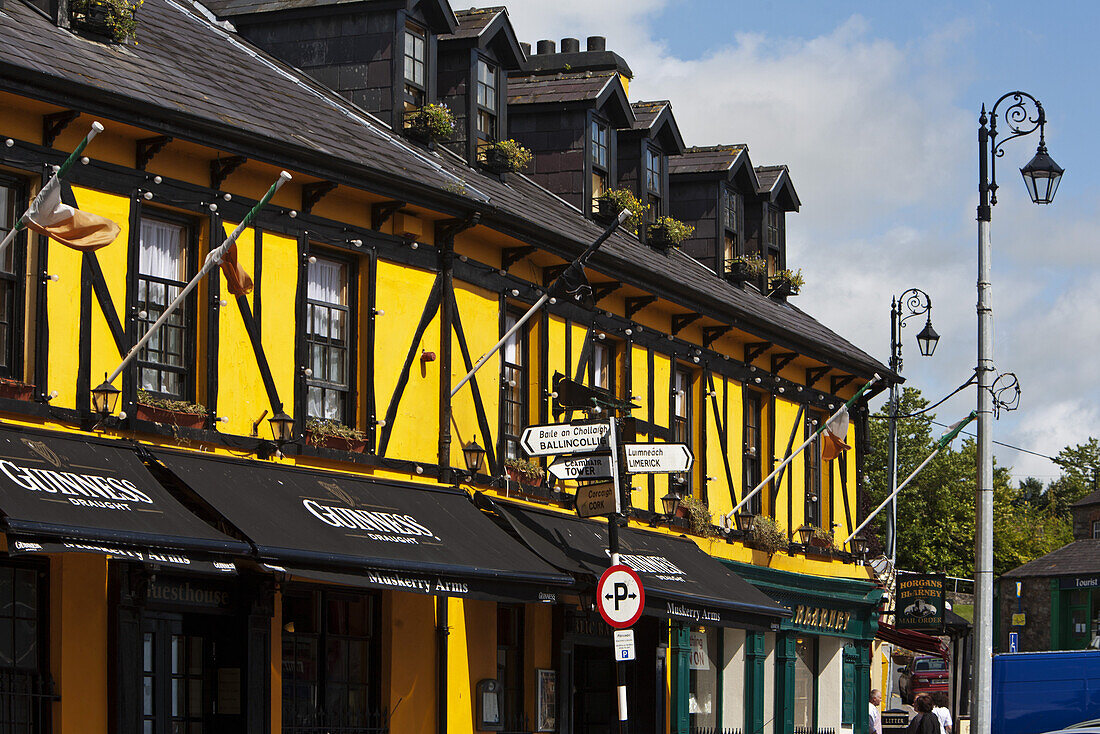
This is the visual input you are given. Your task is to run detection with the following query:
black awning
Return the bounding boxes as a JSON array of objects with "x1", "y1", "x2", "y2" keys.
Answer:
[
  {"x1": 151, "y1": 450, "x2": 574, "y2": 598},
  {"x1": 0, "y1": 427, "x2": 247, "y2": 556},
  {"x1": 8, "y1": 538, "x2": 238, "y2": 575},
  {"x1": 490, "y1": 500, "x2": 789, "y2": 629}
]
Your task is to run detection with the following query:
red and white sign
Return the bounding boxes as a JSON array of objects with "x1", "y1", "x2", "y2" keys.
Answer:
[{"x1": 597, "y1": 564, "x2": 645, "y2": 629}]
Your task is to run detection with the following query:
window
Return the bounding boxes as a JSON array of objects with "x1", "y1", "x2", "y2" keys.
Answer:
[
  {"x1": 1093, "y1": 520, "x2": 1100, "y2": 539},
  {"x1": 476, "y1": 59, "x2": 497, "y2": 143},
  {"x1": 403, "y1": 21, "x2": 427, "y2": 113},
  {"x1": 135, "y1": 217, "x2": 192, "y2": 399},
  {"x1": 501, "y1": 311, "x2": 527, "y2": 460},
  {"x1": 688, "y1": 628, "x2": 719, "y2": 730},
  {"x1": 589, "y1": 118, "x2": 610, "y2": 214},
  {"x1": 592, "y1": 341, "x2": 615, "y2": 394},
  {"x1": 723, "y1": 188, "x2": 741, "y2": 269},
  {"x1": 793, "y1": 637, "x2": 816, "y2": 729},
  {"x1": 496, "y1": 605, "x2": 525, "y2": 730},
  {"x1": 645, "y1": 148, "x2": 662, "y2": 221},
  {"x1": 805, "y1": 411, "x2": 823, "y2": 527},
  {"x1": 0, "y1": 178, "x2": 26, "y2": 380},
  {"x1": 0, "y1": 560, "x2": 50, "y2": 734},
  {"x1": 305, "y1": 254, "x2": 352, "y2": 424},
  {"x1": 743, "y1": 391, "x2": 763, "y2": 514},
  {"x1": 674, "y1": 367, "x2": 693, "y2": 492},
  {"x1": 282, "y1": 589, "x2": 381, "y2": 733},
  {"x1": 766, "y1": 205, "x2": 783, "y2": 278}
]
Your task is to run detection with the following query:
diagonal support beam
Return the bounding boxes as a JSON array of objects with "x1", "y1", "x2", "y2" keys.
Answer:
[
  {"x1": 591, "y1": 281, "x2": 621, "y2": 304},
  {"x1": 806, "y1": 366, "x2": 830, "y2": 389},
  {"x1": 770, "y1": 351, "x2": 798, "y2": 375},
  {"x1": 301, "y1": 181, "x2": 338, "y2": 214},
  {"x1": 43, "y1": 111, "x2": 80, "y2": 147},
  {"x1": 542, "y1": 263, "x2": 568, "y2": 286},
  {"x1": 671, "y1": 312, "x2": 701, "y2": 335},
  {"x1": 625, "y1": 296, "x2": 657, "y2": 319},
  {"x1": 136, "y1": 136, "x2": 172, "y2": 171},
  {"x1": 371, "y1": 200, "x2": 406, "y2": 230},
  {"x1": 744, "y1": 341, "x2": 772, "y2": 364},
  {"x1": 703, "y1": 325, "x2": 732, "y2": 348},
  {"x1": 831, "y1": 374, "x2": 857, "y2": 394},
  {"x1": 501, "y1": 245, "x2": 536, "y2": 271},
  {"x1": 210, "y1": 155, "x2": 247, "y2": 190},
  {"x1": 436, "y1": 212, "x2": 481, "y2": 241}
]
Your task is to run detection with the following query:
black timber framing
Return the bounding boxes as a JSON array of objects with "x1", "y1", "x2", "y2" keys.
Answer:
[
  {"x1": 210, "y1": 155, "x2": 247, "y2": 190},
  {"x1": 671, "y1": 312, "x2": 701, "y2": 336},
  {"x1": 703, "y1": 325, "x2": 732, "y2": 348},
  {"x1": 233, "y1": 294, "x2": 285, "y2": 417},
  {"x1": 542, "y1": 263, "x2": 568, "y2": 286},
  {"x1": 301, "y1": 181, "x2": 337, "y2": 214},
  {"x1": 501, "y1": 245, "x2": 536, "y2": 271},
  {"x1": 84, "y1": 252, "x2": 127, "y2": 353},
  {"x1": 450, "y1": 289, "x2": 498, "y2": 475},
  {"x1": 770, "y1": 351, "x2": 798, "y2": 376},
  {"x1": 625, "y1": 296, "x2": 656, "y2": 319},
  {"x1": 831, "y1": 375, "x2": 857, "y2": 394},
  {"x1": 806, "y1": 366, "x2": 830, "y2": 390},
  {"x1": 370, "y1": 200, "x2": 406, "y2": 231},
  {"x1": 706, "y1": 371, "x2": 736, "y2": 509},
  {"x1": 772, "y1": 403, "x2": 805, "y2": 513},
  {"x1": 838, "y1": 451, "x2": 853, "y2": 540},
  {"x1": 744, "y1": 341, "x2": 771, "y2": 364},
  {"x1": 647, "y1": 346, "x2": 655, "y2": 512},
  {"x1": 42, "y1": 110, "x2": 79, "y2": 147},
  {"x1": 591, "y1": 281, "x2": 621, "y2": 304},
  {"x1": 136, "y1": 136, "x2": 172, "y2": 171}
]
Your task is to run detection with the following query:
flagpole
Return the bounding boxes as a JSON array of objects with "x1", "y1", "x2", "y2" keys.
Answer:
[
  {"x1": 725, "y1": 373, "x2": 881, "y2": 521},
  {"x1": 842, "y1": 411, "x2": 976, "y2": 546},
  {"x1": 105, "y1": 171, "x2": 291, "y2": 385},
  {"x1": 449, "y1": 208, "x2": 631, "y2": 399},
  {"x1": 0, "y1": 122, "x2": 105, "y2": 257}
]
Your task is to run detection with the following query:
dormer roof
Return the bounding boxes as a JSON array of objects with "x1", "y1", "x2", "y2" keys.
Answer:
[
  {"x1": 669, "y1": 145, "x2": 760, "y2": 192},
  {"x1": 202, "y1": 0, "x2": 456, "y2": 31},
  {"x1": 755, "y1": 165, "x2": 800, "y2": 212},
  {"x1": 624, "y1": 100, "x2": 685, "y2": 155},
  {"x1": 508, "y1": 70, "x2": 634, "y2": 127},
  {"x1": 440, "y1": 7, "x2": 526, "y2": 69}
]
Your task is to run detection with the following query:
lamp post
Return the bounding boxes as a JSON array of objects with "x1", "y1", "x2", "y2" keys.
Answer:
[
  {"x1": 885, "y1": 288, "x2": 939, "y2": 563},
  {"x1": 972, "y1": 92, "x2": 1063, "y2": 734}
]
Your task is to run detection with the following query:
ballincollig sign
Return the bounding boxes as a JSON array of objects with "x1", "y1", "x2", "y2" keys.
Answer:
[{"x1": 896, "y1": 574, "x2": 946, "y2": 631}]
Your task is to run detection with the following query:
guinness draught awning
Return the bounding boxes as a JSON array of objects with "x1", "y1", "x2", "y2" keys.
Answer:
[
  {"x1": 152, "y1": 450, "x2": 573, "y2": 601},
  {"x1": 491, "y1": 500, "x2": 789, "y2": 629},
  {"x1": 0, "y1": 427, "x2": 247, "y2": 558}
]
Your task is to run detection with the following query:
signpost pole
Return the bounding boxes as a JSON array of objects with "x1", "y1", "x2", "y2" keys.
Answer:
[{"x1": 604, "y1": 416, "x2": 629, "y2": 734}]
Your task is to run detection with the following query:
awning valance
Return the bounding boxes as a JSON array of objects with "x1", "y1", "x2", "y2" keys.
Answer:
[
  {"x1": 876, "y1": 621, "x2": 948, "y2": 658},
  {"x1": 489, "y1": 499, "x2": 789, "y2": 629}
]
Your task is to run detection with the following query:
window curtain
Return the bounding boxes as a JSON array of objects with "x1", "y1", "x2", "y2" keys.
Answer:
[{"x1": 139, "y1": 220, "x2": 184, "y2": 281}]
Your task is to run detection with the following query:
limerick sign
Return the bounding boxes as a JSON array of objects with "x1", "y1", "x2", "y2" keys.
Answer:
[
  {"x1": 520, "y1": 422, "x2": 610, "y2": 457},
  {"x1": 623, "y1": 443, "x2": 693, "y2": 474}
]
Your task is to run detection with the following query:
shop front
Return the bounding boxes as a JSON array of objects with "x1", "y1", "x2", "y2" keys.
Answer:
[{"x1": 486, "y1": 499, "x2": 790, "y2": 734}]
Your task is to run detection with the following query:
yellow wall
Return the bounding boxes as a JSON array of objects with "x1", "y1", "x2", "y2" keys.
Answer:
[
  {"x1": 387, "y1": 591, "x2": 438, "y2": 734},
  {"x1": 50, "y1": 554, "x2": 109, "y2": 734}
]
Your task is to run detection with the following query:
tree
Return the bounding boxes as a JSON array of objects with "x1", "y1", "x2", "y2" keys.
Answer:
[{"x1": 1045, "y1": 438, "x2": 1100, "y2": 517}]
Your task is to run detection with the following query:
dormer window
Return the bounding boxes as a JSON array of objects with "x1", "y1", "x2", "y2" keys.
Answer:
[
  {"x1": 645, "y1": 147, "x2": 662, "y2": 222},
  {"x1": 476, "y1": 59, "x2": 498, "y2": 143},
  {"x1": 723, "y1": 188, "x2": 741, "y2": 264},
  {"x1": 590, "y1": 117, "x2": 610, "y2": 213},
  {"x1": 404, "y1": 20, "x2": 427, "y2": 112},
  {"x1": 766, "y1": 204, "x2": 783, "y2": 276}
]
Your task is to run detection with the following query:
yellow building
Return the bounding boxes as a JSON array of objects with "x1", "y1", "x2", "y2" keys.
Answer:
[{"x1": 0, "y1": 1, "x2": 892, "y2": 734}]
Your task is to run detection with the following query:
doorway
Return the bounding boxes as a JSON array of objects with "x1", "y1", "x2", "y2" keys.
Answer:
[{"x1": 572, "y1": 643, "x2": 616, "y2": 734}]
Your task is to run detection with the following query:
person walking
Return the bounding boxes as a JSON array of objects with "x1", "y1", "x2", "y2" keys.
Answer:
[
  {"x1": 905, "y1": 694, "x2": 941, "y2": 734},
  {"x1": 870, "y1": 689, "x2": 883, "y2": 734},
  {"x1": 932, "y1": 692, "x2": 953, "y2": 734}
]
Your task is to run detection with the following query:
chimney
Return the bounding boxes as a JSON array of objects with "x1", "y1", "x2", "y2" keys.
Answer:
[
  {"x1": 536, "y1": 39, "x2": 556, "y2": 55},
  {"x1": 560, "y1": 37, "x2": 580, "y2": 53},
  {"x1": 586, "y1": 36, "x2": 606, "y2": 52},
  {"x1": 520, "y1": 41, "x2": 531, "y2": 56}
]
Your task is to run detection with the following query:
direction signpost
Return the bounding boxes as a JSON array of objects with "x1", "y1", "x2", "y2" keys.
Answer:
[
  {"x1": 520, "y1": 421, "x2": 610, "y2": 457},
  {"x1": 574, "y1": 481, "x2": 619, "y2": 518},
  {"x1": 623, "y1": 443, "x2": 693, "y2": 474},
  {"x1": 549, "y1": 454, "x2": 614, "y2": 481}
]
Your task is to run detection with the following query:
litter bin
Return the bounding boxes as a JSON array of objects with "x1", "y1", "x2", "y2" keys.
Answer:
[{"x1": 883, "y1": 709, "x2": 910, "y2": 734}]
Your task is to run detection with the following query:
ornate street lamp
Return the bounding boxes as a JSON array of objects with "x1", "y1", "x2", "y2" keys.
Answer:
[
  {"x1": 91, "y1": 376, "x2": 120, "y2": 417},
  {"x1": 916, "y1": 319, "x2": 940, "y2": 358},
  {"x1": 659, "y1": 487, "x2": 683, "y2": 517},
  {"x1": 971, "y1": 91, "x2": 1061, "y2": 734},
  {"x1": 733, "y1": 510, "x2": 756, "y2": 534},
  {"x1": 269, "y1": 411, "x2": 295, "y2": 443},
  {"x1": 795, "y1": 525, "x2": 814, "y2": 546},
  {"x1": 463, "y1": 437, "x2": 486, "y2": 475}
]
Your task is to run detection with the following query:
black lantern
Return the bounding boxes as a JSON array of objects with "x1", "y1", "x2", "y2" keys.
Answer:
[
  {"x1": 660, "y1": 487, "x2": 683, "y2": 517},
  {"x1": 91, "y1": 377, "x2": 120, "y2": 417},
  {"x1": 733, "y1": 510, "x2": 756, "y2": 533},
  {"x1": 463, "y1": 437, "x2": 486, "y2": 474},
  {"x1": 1020, "y1": 144, "x2": 1064, "y2": 205},
  {"x1": 916, "y1": 318, "x2": 940, "y2": 357},
  {"x1": 269, "y1": 411, "x2": 295, "y2": 443},
  {"x1": 795, "y1": 525, "x2": 814, "y2": 545},
  {"x1": 850, "y1": 535, "x2": 869, "y2": 557}
]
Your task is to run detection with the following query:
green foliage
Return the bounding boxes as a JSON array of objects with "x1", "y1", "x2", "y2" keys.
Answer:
[
  {"x1": 481, "y1": 139, "x2": 533, "y2": 171},
  {"x1": 865, "y1": 388, "x2": 1075, "y2": 576},
  {"x1": 70, "y1": 0, "x2": 142, "y2": 41},
  {"x1": 504, "y1": 457, "x2": 544, "y2": 482},
  {"x1": 678, "y1": 495, "x2": 717, "y2": 537},
  {"x1": 137, "y1": 390, "x2": 205, "y2": 415},
  {"x1": 771, "y1": 268, "x2": 805, "y2": 290},
  {"x1": 727, "y1": 254, "x2": 768, "y2": 278},
  {"x1": 749, "y1": 515, "x2": 789, "y2": 553},
  {"x1": 407, "y1": 103, "x2": 455, "y2": 140},
  {"x1": 596, "y1": 188, "x2": 648, "y2": 234},
  {"x1": 647, "y1": 216, "x2": 694, "y2": 247},
  {"x1": 306, "y1": 418, "x2": 366, "y2": 441}
]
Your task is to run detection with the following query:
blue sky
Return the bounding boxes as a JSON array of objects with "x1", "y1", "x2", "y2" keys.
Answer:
[{"x1": 500, "y1": 0, "x2": 1100, "y2": 482}]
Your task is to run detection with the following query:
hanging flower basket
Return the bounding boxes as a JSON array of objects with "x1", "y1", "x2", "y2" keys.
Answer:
[
  {"x1": 725, "y1": 254, "x2": 767, "y2": 284},
  {"x1": 646, "y1": 216, "x2": 694, "y2": 251},
  {"x1": 306, "y1": 419, "x2": 368, "y2": 453},
  {"x1": 69, "y1": 0, "x2": 141, "y2": 42},
  {"x1": 0, "y1": 378, "x2": 35, "y2": 402},
  {"x1": 745, "y1": 515, "x2": 789, "y2": 554},
  {"x1": 479, "y1": 139, "x2": 532, "y2": 174},
  {"x1": 768, "y1": 269, "x2": 805, "y2": 298},
  {"x1": 595, "y1": 189, "x2": 647, "y2": 233},
  {"x1": 405, "y1": 104, "x2": 455, "y2": 143}
]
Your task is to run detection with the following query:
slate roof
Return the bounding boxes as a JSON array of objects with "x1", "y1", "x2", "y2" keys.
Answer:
[
  {"x1": 631, "y1": 100, "x2": 666, "y2": 129},
  {"x1": 0, "y1": 0, "x2": 888, "y2": 379},
  {"x1": 669, "y1": 145, "x2": 748, "y2": 175},
  {"x1": 1002, "y1": 539, "x2": 1100, "y2": 578},
  {"x1": 200, "y1": 0, "x2": 360, "y2": 16},
  {"x1": 756, "y1": 165, "x2": 786, "y2": 192},
  {"x1": 443, "y1": 6, "x2": 503, "y2": 39},
  {"x1": 1071, "y1": 489, "x2": 1100, "y2": 508},
  {"x1": 507, "y1": 71, "x2": 617, "y2": 105}
]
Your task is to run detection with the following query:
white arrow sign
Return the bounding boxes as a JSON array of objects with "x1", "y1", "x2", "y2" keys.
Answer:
[
  {"x1": 549, "y1": 454, "x2": 614, "y2": 481},
  {"x1": 520, "y1": 421, "x2": 611, "y2": 457},
  {"x1": 623, "y1": 443, "x2": 694, "y2": 474}
]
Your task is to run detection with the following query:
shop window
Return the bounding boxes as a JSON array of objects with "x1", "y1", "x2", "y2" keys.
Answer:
[
  {"x1": 743, "y1": 390, "x2": 763, "y2": 515},
  {"x1": 688, "y1": 627, "x2": 719, "y2": 730},
  {"x1": 0, "y1": 177, "x2": 26, "y2": 380},
  {"x1": 591, "y1": 340, "x2": 615, "y2": 394},
  {"x1": 589, "y1": 117, "x2": 610, "y2": 215},
  {"x1": 793, "y1": 637, "x2": 816, "y2": 729},
  {"x1": 0, "y1": 560, "x2": 51, "y2": 734},
  {"x1": 135, "y1": 216, "x2": 194, "y2": 401},
  {"x1": 805, "y1": 411, "x2": 824, "y2": 527},
  {"x1": 723, "y1": 187, "x2": 741, "y2": 272},
  {"x1": 403, "y1": 20, "x2": 427, "y2": 113},
  {"x1": 645, "y1": 147, "x2": 662, "y2": 222},
  {"x1": 305, "y1": 253, "x2": 354, "y2": 425},
  {"x1": 501, "y1": 310, "x2": 527, "y2": 461},
  {"x1": 496, "y1": 605, "x2": 525, "y2": 730},
  {"x1": 476, "y1": 58, "x2": 498, "y2": 143},
  {"x1": 282, "y1": 589, "x2": 381, "y2": 733}
]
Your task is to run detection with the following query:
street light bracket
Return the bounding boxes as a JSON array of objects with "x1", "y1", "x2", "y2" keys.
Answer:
[{"x1": 986, "y1": 92, "x2": 1046, "y2": 207}]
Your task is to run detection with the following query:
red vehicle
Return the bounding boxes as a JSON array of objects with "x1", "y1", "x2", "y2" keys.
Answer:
[{"x1": 899, "y1": 655, "x2": 949, "y2": 703}]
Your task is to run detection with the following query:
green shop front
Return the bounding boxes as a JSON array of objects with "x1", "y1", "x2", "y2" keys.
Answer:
[{"x1": 689, "y1": 562, "x2": 883, "y2": 734}]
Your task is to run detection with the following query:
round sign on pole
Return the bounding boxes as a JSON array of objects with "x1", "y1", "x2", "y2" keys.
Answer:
[{"x1": 597, "y1": 564, "x2": 645, "y2": 629}]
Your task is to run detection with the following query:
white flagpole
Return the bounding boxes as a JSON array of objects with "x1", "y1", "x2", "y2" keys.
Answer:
[
  {"x1": 725, "y1": 373, "x2": 881, "y2": 521},
  {"x1": 0, "y1": 122, "x2": 105, "y2": 257},
  {"x1": 842, "y1": 411, "x2": 976, "y2": 546},
  {"x1": 106, "y1": 171, "x2": 291, "y2": 385}
]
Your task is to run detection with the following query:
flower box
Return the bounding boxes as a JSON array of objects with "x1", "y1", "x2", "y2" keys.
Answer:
[
  {"x1": 69, "y1": 0, "x2": 138, "y2": 42},
  {"x1": 405, "y1": 104, "x2": 455, "y2": 143},
  {"x1": 646, "y1": 217, "x2": 694, "y2": 251},
  {"x1": 768, "y1": 269, "x2": 804, "y2": 298},
  {"x1": 136, "y1": 403, "x2": 206, "y2": 430},
  {"x1": 0, "y1": 379, "x2": 35, "y2": 402},
  {"x1": 479, "y1": 140, "x2": 532, "y2": 174},
  {"x1": 306, "y1": 431, "x2": 368, "y2": 453}
]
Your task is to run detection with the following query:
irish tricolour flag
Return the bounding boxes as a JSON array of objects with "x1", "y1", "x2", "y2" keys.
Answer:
[
  {"x1": 821, "y1": 405, "x2": 851, "y2": 462},
  {"x1": 25, "y1": 178, "x2": 120, "y2": 251}
]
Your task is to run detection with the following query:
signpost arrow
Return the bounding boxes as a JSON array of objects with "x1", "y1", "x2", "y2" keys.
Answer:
[
  {"x1": 574, "y1": 481, "x2": 619, "y2": 518},
  {"x1": 520, "y1": 421, "x2": 611, "y2": 457},
  {"x1": 623, "y1": 443, "x2": 693, "y2": 474},
  {"x1": 549, "y1": 454, "x2": 614, "y2": 481}
]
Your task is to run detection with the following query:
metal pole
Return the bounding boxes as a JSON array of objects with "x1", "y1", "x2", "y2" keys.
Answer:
[
  {"x1": 886, "y1": 299, "x2": 900, "y2": 564},
  {"x1": 604, "y1": 416, "x2": 628, "y2": 733}
]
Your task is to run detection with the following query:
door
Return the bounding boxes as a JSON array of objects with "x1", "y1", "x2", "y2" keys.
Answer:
[
  {"x1": 1063, "y1": 590, "x2": 1090, "y2": 650},
  {"x1": 573, "y1": 643, "x2": 615, "y2": 734},
  {"x1": 141, "y1": 613, "x2": 247, "y2": 734}
]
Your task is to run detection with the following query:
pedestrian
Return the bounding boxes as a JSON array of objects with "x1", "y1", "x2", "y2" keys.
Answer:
[
  {"x1": 905, "y1": 694, "x2": 941, "y2": 734},
  {"x1": 932, "y1": 692, "x2": 953, "y2": 734},
  {"x1": 870, "y1": 689, "x2": 882, "y2": 734}
]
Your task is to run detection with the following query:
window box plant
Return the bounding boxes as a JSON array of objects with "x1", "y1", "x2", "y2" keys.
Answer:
[
  {"x1": 746, "y1": 515, "x2": 789, "y2": 554},
  {"x1": 135, "y1": 390, "x2": 207, "y2": 429},
  {"x1": 69, "y1": 0, "x2": 141, "y2": 42},
  {"x1": 504, "y1": 457, "x2": 545, "y2": 488},
  {"x1": 677, "y1": 494, "x2": 718, "y2": 537},
  {"x1": 479, "y1": 139, "x2": 533, "y2": 174},
  {"x1": 595, "y1": 188, "x2": 647, "y2": 234},
  {"x1": 646, "y1": 216, "x2": 694, "y2": 251},
  {"x1": 768, "y1": 268, "x2": 804, "y2": 298},
  {"x1": 306, "y1": 418, "x2": 368, "y2": 453},
  {"x1": 405, "y1": 103, "x2": 455, "y2": 143},
  {"x1": 724, "y1": 254, "x2": 767, "y2": 283},
  {"x1": 0, "y1": 378, "x2": 35, "y2": 402}
]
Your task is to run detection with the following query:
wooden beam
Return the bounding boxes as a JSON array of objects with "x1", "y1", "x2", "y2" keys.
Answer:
[
  {"x1": 136, "y1": 136, "x2": 172, "y2": 171},
  {"x1": 42, "y1": 110, "x2": 80, "y2": 147},
  {"x1": 744, "y1": 341, "x2": 771, "y2": 364},
  {"x1": 591, "y1": 281, "x2": 622, "y2": 304},
  {"x1": 542, "y1": 263, "x2": 568, "y2": 286},
  {"x1": 671, "y1": 313, "x2": 701, "y2": 335},
  {"x1": 831, "y1": 375, "x2": 857, "y2": 394},
  {"x1": 806, "y1": 366, "x2": 830, "y2": 389},
  {"x1": 301, "y1": 181, "x2": 338, "y2": 214},
  {"x1": 436, "y1": 212, "x2": 481, "y2": 240},
  {"x1": 625, "y1": 296, "x2": 657, "y2": 319},
  {"x1": 770, "y1": 351, "x2": 798, "y2": 375},
  {"x1": 210, "y1": 155, "x2": 247, "y2": 189},
  {"x1": 702, "y1": 325, "x2": 732, "y2": 348},
  {"x1": 501, "y1": 245, "x2": 536, "y2": 271},
  {"x1": 370, "y1": 200, "x2": 406, "y2": 230}
]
